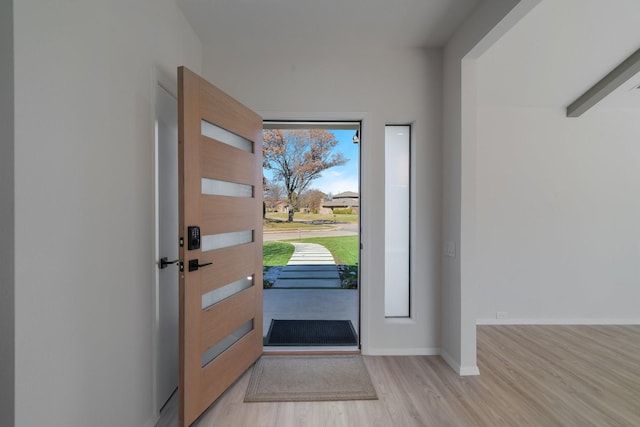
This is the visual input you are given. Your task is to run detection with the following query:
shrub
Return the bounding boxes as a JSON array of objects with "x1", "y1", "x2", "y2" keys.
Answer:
[
  {"x1": 333, "y1": 208, "x2": 353, "y2": 215},
  {"x1": 338, "y1": 264, "x2": 359, "y2": 289}
]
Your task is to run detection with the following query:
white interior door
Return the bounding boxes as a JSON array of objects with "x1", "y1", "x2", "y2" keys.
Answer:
[{"x1": 156, "y1": 83, "x2": 180, "y2": 411}]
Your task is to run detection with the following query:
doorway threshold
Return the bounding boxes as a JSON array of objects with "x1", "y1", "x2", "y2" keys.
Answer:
[{"x1": 263, "y1": 346, "x2": 360, "y2": 355}]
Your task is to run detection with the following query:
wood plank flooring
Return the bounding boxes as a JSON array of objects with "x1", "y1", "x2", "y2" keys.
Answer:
[{"x1": 156, "y1": 325, "x2": 640, "y2": 427}]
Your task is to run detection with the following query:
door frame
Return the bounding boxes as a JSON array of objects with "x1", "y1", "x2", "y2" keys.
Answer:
[
  {"x1": 260, "y1": 112, "x2": 370, "y2": 353},
  {"x1": 151, "y1": 67, "x2": 179, "y2": 419},
  {"x1": 151, "y1": 96, "x2": 373, "y2": 419}
]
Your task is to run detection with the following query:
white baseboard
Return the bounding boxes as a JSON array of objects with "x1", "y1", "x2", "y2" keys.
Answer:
[
  {"x1": 477, "y1": 318, "x2": 640, "y2": 326},
  {"x1": 439, "y1": 350, "x2": 480, "y2": 376},
  {"x1": 363, "y1": 347, "x2": 481, "y2": 376},
  {"x1": 364, "y1": 347, "x2": 440, "y2": 356},
  {"x1": 459, "y1": 365, "x2": 481, "y2": 376}
]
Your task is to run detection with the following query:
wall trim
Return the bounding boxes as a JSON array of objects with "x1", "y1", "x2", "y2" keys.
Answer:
[
  {"x1": 364, "y1": 347, "x2": 440, "y2": 356},
  {"x1": 364, "y1": 347, "x2": 483, "y2": 377},
  {"x1": 459, "y1": 365, "x2": 481, "y2": 376},
  {"x1": 440, "y1": 349, "x2": 480, "y2": 376},
  {"x1": 0, "y1": 0, "x2": 14, "y2": 425},
  {"x1": 364, "y1": 347, "x2": 483, "y2": 376},
  {"x1": 477, "y1": 318, "x2": 640, "y2": 326}
]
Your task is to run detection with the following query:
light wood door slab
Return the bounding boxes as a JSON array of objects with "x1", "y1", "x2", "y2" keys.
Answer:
[{"x1": 177, "y1": 66, "x2": 263, "y2": 427}]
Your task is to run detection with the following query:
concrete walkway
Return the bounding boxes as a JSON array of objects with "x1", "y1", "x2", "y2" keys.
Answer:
[
  {"x1": 263, "y1": 289, "x2": 358, "y2": 337},
  {"x1": 272, "y1": 243, "x2": 341, "y2": 288}
]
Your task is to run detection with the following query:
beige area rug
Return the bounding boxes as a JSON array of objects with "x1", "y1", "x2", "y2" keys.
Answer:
[{"x1": 244, "y1": 355, "x2": 378, "y2": 402}]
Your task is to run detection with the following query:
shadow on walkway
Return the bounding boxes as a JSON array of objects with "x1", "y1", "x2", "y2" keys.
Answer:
[{"x1": 273, "y1": 243, "x2": 341, "y2": 289}]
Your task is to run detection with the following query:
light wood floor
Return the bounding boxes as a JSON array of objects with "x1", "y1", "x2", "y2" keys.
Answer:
[{"x1": 157, "y1": 325, "x2": 640, "y2": 427}]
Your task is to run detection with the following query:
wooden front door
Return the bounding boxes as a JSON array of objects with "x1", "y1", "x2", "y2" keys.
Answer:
[{"x1": 177, "y1": 66, "x2": 263, "y2": 427}]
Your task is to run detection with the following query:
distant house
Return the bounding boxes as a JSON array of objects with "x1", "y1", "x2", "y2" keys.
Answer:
[
  {"x1": 321, "y1": 191, "x2": 359, "y2": 213},
  {"x1": 271, "y1": 200, "x2": 290, "y2": 213}
]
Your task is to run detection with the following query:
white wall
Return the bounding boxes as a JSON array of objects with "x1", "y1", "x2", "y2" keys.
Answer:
[
  {"x1": 0, "y1": 1, "x2": 15, "y2": 426},
  {"x1": 474, "y1": 108, "x2": 640, "y2": 323},
  {"x1": 202, "y1": 44, "x2": 443, "y2": 354},
  {"x1": 442, "y1": 0, "x2": 525, "y2": 374},
  {"x1": 474, "y1": 0, "x2": 640, "y2": 324},
  {"x1": 13, "y1": 1, "x2": 201, "y2": 426}
]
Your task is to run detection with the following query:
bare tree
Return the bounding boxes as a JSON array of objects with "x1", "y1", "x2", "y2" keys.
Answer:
[
  {"x1": 263, "y1": 129, "x2": 347, "y2": 221},
  {"x1": 299, "y1": 189, "x2": 327, "y2": 213},
  {"x1": 264, "y1": 179, "x2": 284, "y2": 212}
]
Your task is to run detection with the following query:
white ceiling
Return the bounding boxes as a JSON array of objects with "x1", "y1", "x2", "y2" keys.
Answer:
[
  {"x1": 176, "y1": 0, "x2": 480, "y2": 48},
  {"x1": 477, "y1": 0, "x2": 640, "y2": 110}
]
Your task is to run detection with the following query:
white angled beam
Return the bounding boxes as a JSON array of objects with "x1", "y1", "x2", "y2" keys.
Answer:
[{"x1": 567, "y1": 48, "x2": 640, "y2": 117}]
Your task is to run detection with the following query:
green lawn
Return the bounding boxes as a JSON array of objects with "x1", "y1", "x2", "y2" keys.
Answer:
[
  {"x1": 262, "y1": 242, "x2": 295, "y2": 266},
  {"x1": 263, "y1": 219, "x2": 334, "y2": 230},
  {"x1": 265, "y1": 212, "x2": 359, "y2": 224},
  {"x1": 283, "y1": 235, "x2": 359, "y2": 265}
]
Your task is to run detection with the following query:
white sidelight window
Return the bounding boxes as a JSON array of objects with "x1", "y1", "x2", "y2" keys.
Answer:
[{"x1": 384, "y1": 125, "x2": 411, "y2": 317}]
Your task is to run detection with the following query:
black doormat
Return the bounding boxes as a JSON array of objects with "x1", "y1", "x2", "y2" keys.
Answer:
[{"x1": 265, "y1": 320, "x2": 358, "y2": 346}]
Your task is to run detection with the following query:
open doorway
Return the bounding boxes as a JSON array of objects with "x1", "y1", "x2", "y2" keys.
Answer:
[
  {"x1": 153, "y1": 112, "x2": 361, "y2": 418},
  {"x1": 261, "y1": 121, "x2": 361, "y2": 350}
]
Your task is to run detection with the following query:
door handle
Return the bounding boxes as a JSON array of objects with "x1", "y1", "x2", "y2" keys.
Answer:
[
  {"x1": 159, "y1": 257, "x2": 179, "y2": 269},
  {"x1": 188, "y1": 259, "x2": 213, "y2": 272}
]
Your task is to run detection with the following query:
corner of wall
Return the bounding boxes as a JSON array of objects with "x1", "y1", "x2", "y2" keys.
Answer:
[
  {"x1": 439, "y1": 348, "x2": 480, "y2": 376},
  {"x1": 0, "y1": 1, "x2": 15, "y2": 426},
  {"x1": 441, "y1": 0, "x2": 538, "y2": 375}
]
